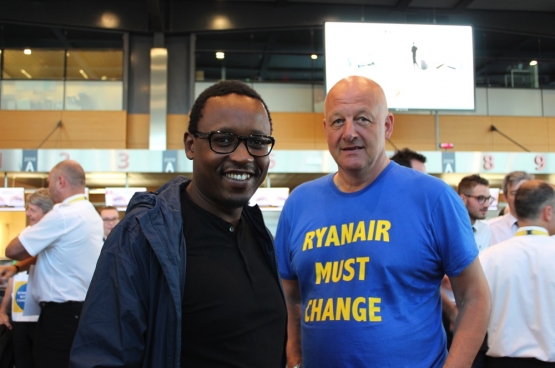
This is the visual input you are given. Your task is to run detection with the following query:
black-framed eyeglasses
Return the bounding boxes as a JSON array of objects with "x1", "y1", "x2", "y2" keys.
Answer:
[
  {"x1": 463, "y1": 194, "x2": 494, "y2": 205},
  {"x1": 193, "y1": 131, "x2": 275, "y2": 157}
]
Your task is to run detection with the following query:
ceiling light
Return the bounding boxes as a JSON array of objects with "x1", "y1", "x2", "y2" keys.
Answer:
[
  {"x1": 311, "y1": 54, "x2": 318, "y2": 60},
  {"x1": 23, "y1": 49, "x2": 32, "y2": 55},
  {"x1": 20, "y1": 69, "x2": 32, "y2": 79},
  {"x1": 79, "y1": 69, "x2": 89, "y2": 79},
  {"x1": 216, "y1": 52, "x2": 225, "y2": 60},
  {"x1": 530, "y1": 60, "x2": 538, "y2": 66}
]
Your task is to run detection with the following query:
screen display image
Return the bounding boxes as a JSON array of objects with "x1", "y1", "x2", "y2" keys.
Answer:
[
  {"x1": 105, "y1": 187, "x2": 147, "y2": 211},
  {"x1": 325, "y1": 22, "x2": 475, "y2": 111}
]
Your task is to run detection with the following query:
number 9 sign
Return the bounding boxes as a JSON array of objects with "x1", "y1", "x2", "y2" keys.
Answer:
[{"x1": 534, "y1": 154, "x2": 546, "y2": 171}]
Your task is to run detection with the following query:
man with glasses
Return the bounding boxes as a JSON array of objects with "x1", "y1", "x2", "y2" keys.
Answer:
[
  {"x1": 70, "y1": 81, "x2": 286, "y2": 368},
  {"x1": 488, "y1": 171, "x2": 533, "y2": 245},
  {"x1": 458, "y1": 174, "x2": 494, "y2": 251},
  {"x1": 451, "y1": 174, "x2": 494, "y2": 367},
  {"x1": 99, "y1": 206, "x2": 119, "y2": 242}
]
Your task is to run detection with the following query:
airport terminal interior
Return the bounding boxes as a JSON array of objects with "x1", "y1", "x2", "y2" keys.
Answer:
[{"x1": 2, "y1": 0, "x2": 555, "y2": 240}]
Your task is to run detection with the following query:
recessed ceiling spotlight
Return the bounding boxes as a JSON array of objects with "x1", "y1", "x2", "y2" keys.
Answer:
[{"x1": 311, "y1": 54, "x2": 318, "y2": 60}]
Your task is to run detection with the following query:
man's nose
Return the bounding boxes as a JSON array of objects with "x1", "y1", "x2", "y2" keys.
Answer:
[
  {"x1": 229, "y1": 140, "x2": 254, "y2": 162},
  {"x1": 342, "y1": 119, "x2": 358, "y2": 141}
]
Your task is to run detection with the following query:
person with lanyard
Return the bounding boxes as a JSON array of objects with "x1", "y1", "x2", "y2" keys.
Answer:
[
  {"x1": 480, "y1": 180, "x2": 555, "y2": 367},
  {"x1": 0, "y1": 188, "x2": 53, "y2": 368},
  {"x1": 488, "y1": 171, "x2": 533, "y2": 245},
  {"x1": 4, "y1": 160, "x2": 103, "y2": 368}
]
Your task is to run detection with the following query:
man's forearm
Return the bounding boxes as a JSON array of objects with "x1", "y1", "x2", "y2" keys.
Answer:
[
  {"x1": 444, "y1": 294, "x2": 489, "y2": 367},
  {"x1": 443, "y1": 259, "x2": 491, "y2": 368},
  {"x1": 286, "y1": 301, "x2": 302, "y2": 367},
  {"x1": 5, "y1": 236, "x2": 32, "y2": 260},
  {"x1": 282, "y1": 279, "x2": 303, "y2": 367}
]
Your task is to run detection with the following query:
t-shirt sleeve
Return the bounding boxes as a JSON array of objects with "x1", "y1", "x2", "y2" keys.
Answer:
[
  {"x1": 274, "y1": 204, "x2": 297, "y2": 280},
  {"x1": 18, "y1": 209, "x2": 65, "y2": 256},
  {"x1": 431, "y1": 186, "x2": 479, "y2": 277}
]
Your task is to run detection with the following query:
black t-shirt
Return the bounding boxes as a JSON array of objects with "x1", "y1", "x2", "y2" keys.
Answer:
[{"x1": 180, "y1": 188, "x2": 286, "y2": 367}]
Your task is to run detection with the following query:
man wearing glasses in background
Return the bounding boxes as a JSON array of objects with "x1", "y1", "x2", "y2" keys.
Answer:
[
  {"x1": 70, "y1": 81, "x2": 286, "y2": 368},
  {"x1": 458, "y1": 174, "x2": 494, "y2": 252},
  {"x1": 99, "y1": 206, "x2": 119, "y2": 242},
  {"x1": 442, "y1": 174, "x2": 495, "y2": 367}
]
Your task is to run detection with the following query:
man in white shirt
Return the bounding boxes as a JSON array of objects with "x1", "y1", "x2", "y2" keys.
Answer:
[
  {"x1": 488, "y1": 171, "x2": 533, "y2": 245},
  {"x1": 5, "y1": 160, "x2": 103, "y2": 368},
  {"x1": 458, "y1": 174, "x2": 493, "y2": 251},
  {"x1": 480, "y1": 180, "x2": 555, "y2": 368}
]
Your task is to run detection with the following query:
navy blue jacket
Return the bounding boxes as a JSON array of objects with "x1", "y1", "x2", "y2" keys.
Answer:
[{"x1": 69, "y1": 176, "x2": 285, "y2": 367}]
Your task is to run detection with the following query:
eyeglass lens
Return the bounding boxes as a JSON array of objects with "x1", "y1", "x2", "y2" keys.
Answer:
[
  {"x1": 476, "y1": 196, "x2": 493, "y2": 204},
  {"x1": 209, "y1": 132, "x2": 273, "y2": 156}
]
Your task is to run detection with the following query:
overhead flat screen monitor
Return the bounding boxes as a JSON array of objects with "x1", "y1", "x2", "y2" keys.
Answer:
[{"x1": 325, "y1": 22, "x2": 475, "y2": 110}]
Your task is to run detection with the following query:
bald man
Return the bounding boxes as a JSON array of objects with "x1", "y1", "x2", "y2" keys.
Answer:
[
  {"x1": 5, "y1": 160, "x2": 103, "y2": 368},
  {"x1": 480, "y1": 180, "x2": 555, "y2": 367},
  {"x1": 275, "y1": 76, "x2": 490, "y2": 368}
]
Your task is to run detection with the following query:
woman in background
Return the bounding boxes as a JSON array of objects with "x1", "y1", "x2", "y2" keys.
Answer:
[{"x1": 0, "y1": 189, "x2": 54, "y2": 368}]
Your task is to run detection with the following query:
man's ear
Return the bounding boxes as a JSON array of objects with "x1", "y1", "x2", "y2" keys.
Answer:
[
  {"x1": 184, "y1": 132, "x2": 195, "y2": 160},
  {"x1": 543, "y1": 205, "x2": 553, "y2": 222},
  {"x1": 384, "y1": 113, "x2": 394, "y2": 139},
  {"x1": 459, "y1": 193, "x2": 467, "y2": 204}
]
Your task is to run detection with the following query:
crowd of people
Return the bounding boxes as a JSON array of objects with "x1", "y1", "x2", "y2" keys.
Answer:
[{"x1": 1, "y1": 76, "x2": 553, "y2": 367}]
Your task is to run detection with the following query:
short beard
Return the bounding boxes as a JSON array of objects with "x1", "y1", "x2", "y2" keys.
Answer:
[{"x1": 222, "y1": 195, "x2": 251, "y2": 209}]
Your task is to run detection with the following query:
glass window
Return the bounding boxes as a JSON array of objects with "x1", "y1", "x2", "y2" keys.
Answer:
[
  {"x1": 66, "y1": 50, "x2": 123, "y2": 81},
  {"x1": 2, "y1": 50, "x2": 65, "y2": 79},
  {"x1": 0, "y1": 80, "x2": 64, "y2": 110},
  {"x1": 65, "y1": 81, "x2": 123, "y2": 110}
]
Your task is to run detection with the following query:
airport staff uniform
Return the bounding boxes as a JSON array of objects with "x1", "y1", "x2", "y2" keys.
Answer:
[
  {"x1": 480, "y1": 226, "x2": 555, "y2": 367},
  {"x1": 18, "y1": 193, "x2": 103, "y2": 368},
  {"x1": 488, "y1": 213, "x2": 518, "y2": 245}
]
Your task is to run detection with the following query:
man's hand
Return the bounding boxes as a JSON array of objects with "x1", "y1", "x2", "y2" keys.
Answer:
[
  {"x1": 0, "y1": 311, "x2": 11, "y2": 330},
  {"x1": 0, "y1": 265, "x2": 17, "y2": 284}
]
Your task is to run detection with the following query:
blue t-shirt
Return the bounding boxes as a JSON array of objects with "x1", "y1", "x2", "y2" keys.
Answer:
[{"x1": 275, "y1": 162, "x2": 478, "y2": 368}]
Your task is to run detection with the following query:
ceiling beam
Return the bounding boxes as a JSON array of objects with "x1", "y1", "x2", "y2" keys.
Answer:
[{"x1": 146, "y1": 0, "x2": 165, "y2": 32}]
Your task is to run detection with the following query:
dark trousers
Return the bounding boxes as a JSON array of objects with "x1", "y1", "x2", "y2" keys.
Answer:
[
  {"x1": 12, "y1": 321, "x2": 38, "y2": 368},
  {"x1": 35, "y1": 301, "x2": 84, "y2": 368},
  {"x1": 486, "y1": 356, "x2": 555, "y2": 368}
]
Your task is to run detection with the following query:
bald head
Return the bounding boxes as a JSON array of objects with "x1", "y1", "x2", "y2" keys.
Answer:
[
  {"x1": 52, "y1": 160, "x2": 86, "y2": 187},
  {"x1": 48, "y1": 160, "x2": 86, "y2": 203},
  {"x1": 325, "y1": 76, "x2": 389, "y2": 117}
]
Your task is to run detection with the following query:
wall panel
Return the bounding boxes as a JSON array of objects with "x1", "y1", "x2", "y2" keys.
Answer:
[
  {"x1": 127, "y1": 114, "x2": 149, "y2": 148},
  {"x1": 4, "y1": 111, "x2": 555, "y2": 152},
  {"x1": 272, "y1": 113, "x2": 323, "y2": 150},
  {"x1": 0, "y1": 111, "x2": 126, "y2": 148},
  {"x1": 167, "y1": 114, "x2": 189, "y2": 150},
  {"x1": 390, "y1": 114, "x2": 436, "y2": 151}
]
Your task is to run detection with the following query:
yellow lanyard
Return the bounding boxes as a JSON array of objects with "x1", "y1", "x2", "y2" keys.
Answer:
[
  {"x1": 67, "y1": 195, "x2": 87, "y2": 204},
  {"x1": 515, "y1": 229, "x2": 548, "y2": 236}
]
